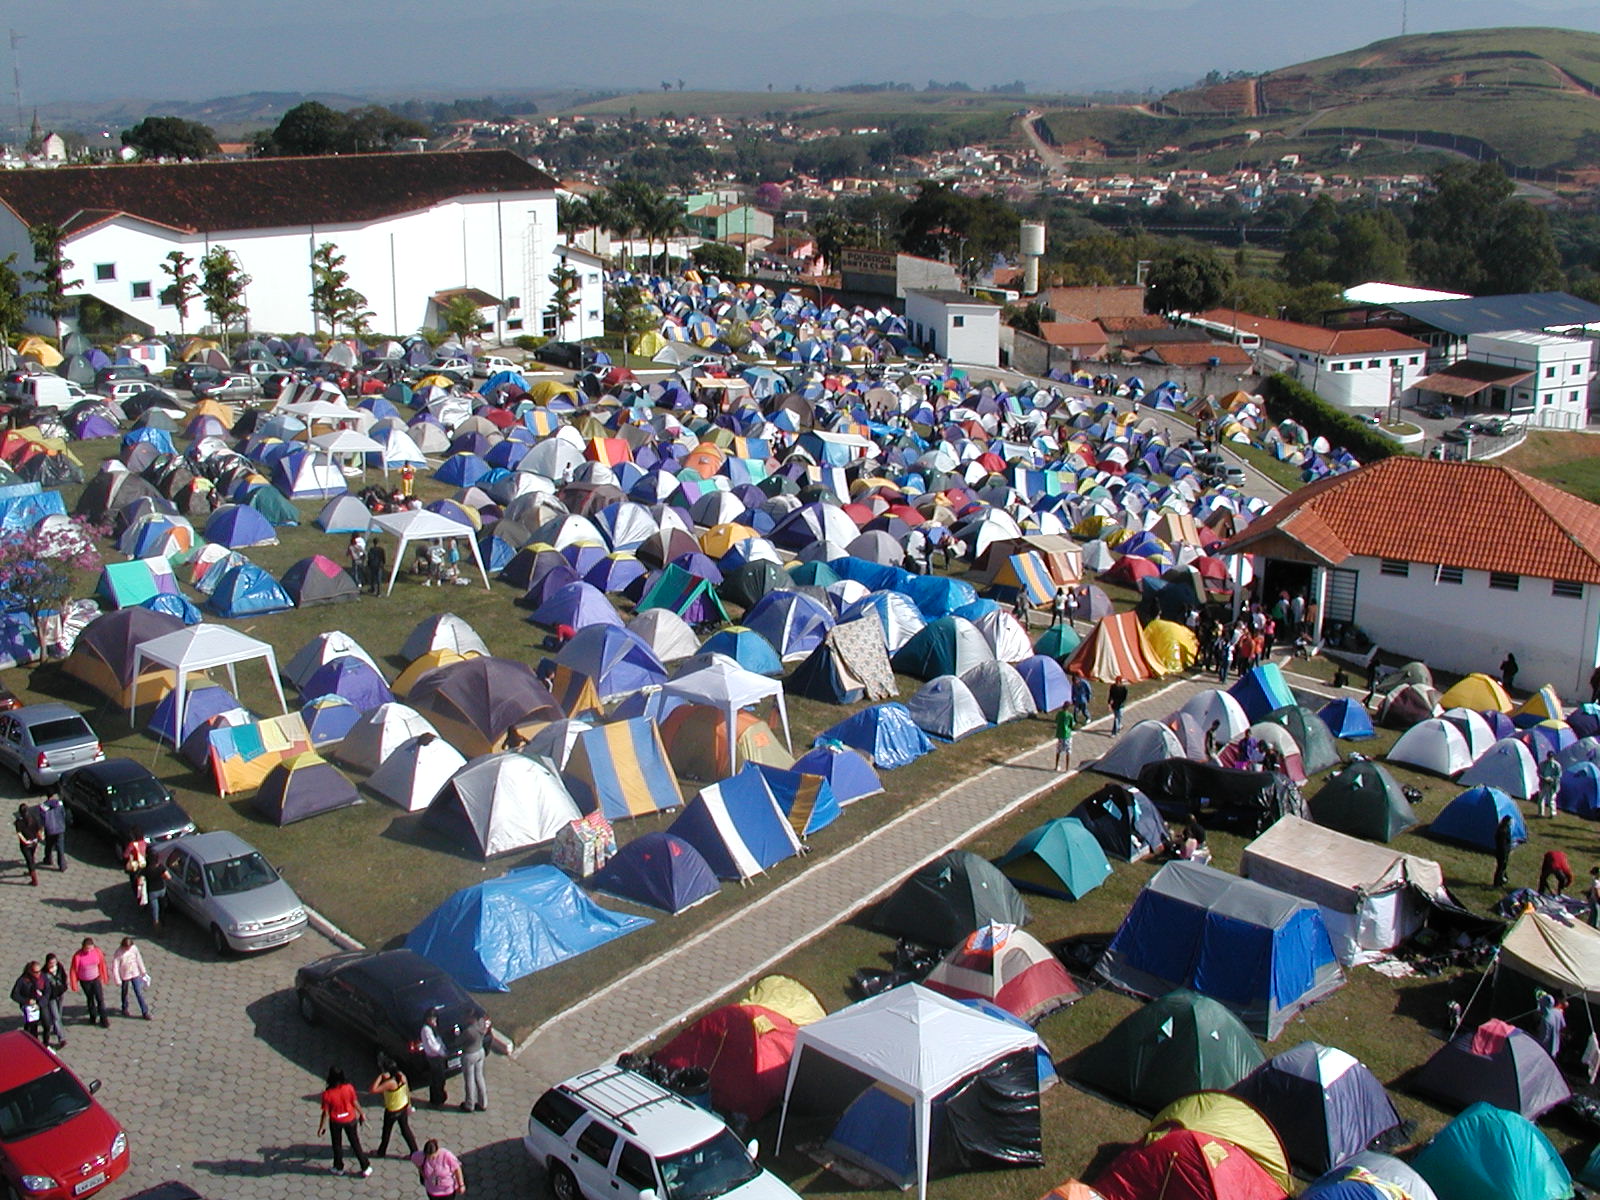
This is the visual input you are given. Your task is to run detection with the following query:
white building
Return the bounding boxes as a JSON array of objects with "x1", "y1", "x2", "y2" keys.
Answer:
[
  {"x1": 904, "y1": 289, "x2": 1001, "y2": 367},
  {"x1": 1413, "y1": 330, "x2": 1594, "y2": 430},
  {"x1": 1226, "y1": 457, "x2": 1600, "y2": 700},
  {"x1": 550, "y1": 244, "x2": 605, "y2": 344},
  {"x1": 0, "y1": 150, "x2": 561, "y2": 343}
]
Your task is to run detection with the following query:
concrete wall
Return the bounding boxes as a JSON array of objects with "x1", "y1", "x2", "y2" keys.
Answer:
[
  {"x1": 1004, "y1": 328, "x2": 1267, "y2": 398},
  {"x1": 906, "y1": 291, "x2": 999, "y2": 367}
]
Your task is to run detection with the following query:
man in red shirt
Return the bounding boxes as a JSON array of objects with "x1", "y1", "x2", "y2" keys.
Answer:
[{"x1": 1539, "y1": 849, "x2": 1574, "y2": 895}]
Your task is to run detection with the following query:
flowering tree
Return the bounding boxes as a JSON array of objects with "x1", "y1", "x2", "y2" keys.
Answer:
[{"x1": 0, "y1": 518, "x2": 105, "y2": 659}]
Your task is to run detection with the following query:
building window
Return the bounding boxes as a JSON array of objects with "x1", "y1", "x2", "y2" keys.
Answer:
[
  {"x1": 1554, "y1": 579, "x2": 1584, "y2": 599},
  {"x1": 587, "y1": 273, "x2": 599, "y2": 284},
  {"x1": 1437, "y1": 565, "x2": 1463, "y2": 585},
  {"x1": 94, "y1": 263, "x2": 115, "y2": 281},
  {"x1": 952, "y1": 315, "x2": 965, "y2": 328},
  {"x1": 1330, "y1": 362, "x2": 1343, "y2": 372},
  {"x1": 1546, "y1": 365, "x2": 1557, "y2": 378},
  {"x1": 1409, "y1": 356, "x2": 1419, "y2": 365},
  {"x1": 506, "y1": 295, "x2": 520, "y2": 311},
  {"x1": 1489, "y1": 571, "x2": 1520, "y2": 591},
  {"x1": 1379, "y1": 558, "x2": 1409, "y2": 577},
  {"x1": 542, "y1": 314, "x2": 559, "y2": 337},
  {"x1": 130, "y1": 281, "x2": 151, "y2": 300},
  {"x1": 587, "y1": 310, "x2": 599, "y2": 320},
  {"x1": 1367, "y1": 359, "x2": 1380, "y2": 368},
  {"x1": 506, "y1": 318, "x2": 523, "y2": 331},
  {"x1": 1574, "y1": 363, "x2": 1584, "y2": 375},
  {"x1": 1574, "y1": 391, "x2": 1582, "y2": 403}
]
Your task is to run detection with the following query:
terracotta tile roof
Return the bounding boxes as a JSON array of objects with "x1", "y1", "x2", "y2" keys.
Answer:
[
  {"x1": 1225, "y1": 457, "x2": 1600, "y2": 583},
  {"x1": 0, "y1": 150, "x2": 557, "y2": 235},
  {"x1": 1098, "y1": 315, "x2": 1169, "y2": 333},
  {"x1": 1414, "y1": 360, "x2": 1532, "y2": 398},
  {"x1": 1196, "y1": 309, "x2": 1427, "y2": 356},
  {"x1": 1046, "y1": 285, "x2": 1147, "y2": 322},
  {"x1": 1038, "y1": 320, "x2": 1108, "y2": 348},
  {"x1": 1143, "y1": 341, "x2": 1253, "y2": 366}
]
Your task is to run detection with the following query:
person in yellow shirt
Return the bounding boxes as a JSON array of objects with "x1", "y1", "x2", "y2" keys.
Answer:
[{"x1": 370, "y1": 1054, "x2": 419, "y2": 1157}]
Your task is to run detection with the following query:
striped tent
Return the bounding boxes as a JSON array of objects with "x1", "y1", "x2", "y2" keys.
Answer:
[
  {"x1": 1067, "y1": 611, "x2": 1166, "y2": 683},
  {"x1": 992, "y1": 551, "x2": 1055, "y2": 606},
  {"x1": 564, "y1": 717, "x2": 684, "y2": 820}
]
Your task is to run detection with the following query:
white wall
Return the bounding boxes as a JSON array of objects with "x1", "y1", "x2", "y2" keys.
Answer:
[
  {"x1": 548, "y1": 249, "x2": 604, "y2": 344},
  {"x1": 1278, "y1": 346, "x2": 1425, "y2": 410},
  {"x1": 904, "y1": 292, "x2": 1000, "y2": 367},
  {"x1": 1342, "y1": 555, "x2": 1600, "y2": 700},
  {"x1": 1469, "y1": 331, "x2": 1593, "y2": 430},
  {"x1": 43, "y1": 189, "x2": 557, "y2": 341}
]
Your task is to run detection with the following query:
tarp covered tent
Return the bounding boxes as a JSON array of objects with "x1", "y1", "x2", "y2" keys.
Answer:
[
  {"x1": 815, "y1": 704, "x2": 932, "y2": 769},
  {"x1": 872, "y1": 851, "x2": 1030, "y2": 948},
  {"x1": 1495, "y1": 908, "x2": 1600, "y2": 1014},
  {"x1": 1309, "y1": 760, "x2": 1417, "y2": 842},
  {"x1": 406, "y1": 865, "x2": 651, "y2": 991},
  {"x1": 207, "y1": 563, "x2": 294, "y2": 617},
  {"x1": 778, "y1": 985, "x2": 1043, "y2": 1200},
  {"x1": 367, "y1": 732, "x2": 465, "y2": 812},
  {"x1": 668, "y1": 765, "x2": 803, "y2": 882},
  {"x1": 202, "y1": 711, "x2": 312, "y2": 795},
  {"x1": 922, "y1": 922, "x2": 1082, "y2": 1024},
  {"x1": 1097, "y1": 860, "x2": 1345, "y2": 1039},
  {"x1": 1066, "y1": 611, "x2": 1164, "y2": 683},
  {"x1": 1068, "y1": 784, "x2": 1168, "y2": 861},
  {"x1": 655, "y1": 1003, "x2": 799, "y2": 1122},
  {"x1": 250, "y1": 752, "x2": 360, "y2": 825},
  {"x1": 1228, "y1": 663, "x2": 1295, "y2": 723},
  {"x1": 563, "y1": 717, "x2": 683, "y2": 820},
  {"x1": 1092, "y1": 720, "x2": 1186, "y2": 781},
  {"x1": 786, "y1": 618, "x2": 897, "y2": 705},
  {"x1": 1234, "y1": 1043, "x2": 1402, "y2": 1176},
  {"x1": 1410, "y1": 1018, "x2": 1569, "y2": 1120},
  {"x1": 1074, "y1": 989, "x2": 1266, "y2": 1112},
  {"x1": 994, "y1": 816, "x2": 1111, "y2": 900},
  {"x1": 1429, "y1": 785, "x2": 1526, "y2": 851},
  {"x1": 791, "y1": 744, "x2": 884, "y2": 805},
  {"x1": 426, "y1": 753, "x2": 582, "y2": 857},
  {"x1": 1093, "y1": 1127, "x2": 1287, "y2": 1200},
  {"x1": 1241, "y1": 816, "x2": 1449, "y2": 965},
  {"x1": 1411, "y1": 1103, "x2": 1571, "y2": 1200},
  {"x1": 589, "y1": 831, "x2": 719, "y2": 914},
  {"x1": 130, "y1": 623, "x2": 288, "y2": 742},
  {"x1": 1137, "y1": 759, "x2": 1306, "y2": 838}
]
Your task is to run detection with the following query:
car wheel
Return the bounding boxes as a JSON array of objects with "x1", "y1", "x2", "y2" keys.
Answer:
[
  {"x1": 210, "y1": 925, "x2": 231, "y2": 956},
  {"x1": 297, "y1": 990, "x2": 318, "y2": 1023},
  {"x1": 548, "y1": 1163, "x2": 581, "y2": 1200},
  {"x1": 18, "y1": 769, "x2": 35, "y2": 794}
]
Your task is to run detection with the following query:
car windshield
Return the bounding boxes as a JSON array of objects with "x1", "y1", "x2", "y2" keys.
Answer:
[
  {"x1": 106, "y1": 776, "x2": 169, "y2": 812},
  {"x1": 29, "y1": 716, "x2": 92, "y2": 745},
  {"x1": 0, "y1": 1068, "x2": 93, "y2": 1140},
  {"x1": 657, "y1": 1130, "x2": 762, "y2": 1200},
  {"x1": 203, "y1": 851, "x2": 278, "y2": 896}
]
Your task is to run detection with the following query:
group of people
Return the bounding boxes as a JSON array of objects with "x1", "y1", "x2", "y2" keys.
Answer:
[
  {"x1": 345, "y1": 532, "x2": 392, "y2": 595},
  {"x1": 11, "y1": 936, "x2": 154, "y2": 1041},
  {"x1": 13, "y1": 794, "x2": 67, "y2": 885}
]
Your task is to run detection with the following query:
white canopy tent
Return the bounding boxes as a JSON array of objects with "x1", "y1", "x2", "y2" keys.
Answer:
[
  {"x1": 130, "y1": 624, "x2": 288, "y2": 743},
  {"x1": 371, "y1": 509, "x2": 490, "y2": 596},
  {"x1": 776, "y1": 985, "x2": 1040, "y2": 1200},
  {"x1": 656, "y1": 658, "x2": 792, "y2": 770},
  {"x1": 311, "y1": 428, "x2": 388, "y2": 477}
]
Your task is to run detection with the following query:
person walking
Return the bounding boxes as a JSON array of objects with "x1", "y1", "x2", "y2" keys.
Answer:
[
  {"x1": 419, "y1": 1009, "x2": 449, "y2": 1107},
  {"x1": 1493, "y1": 815, "x2": 1515, "y2": 888},
  {"x1": 411, "y1": 1139, "x2": 465, "y2": 1200},
  {"x1": 143, "y1": 854, "x2": 169, "y2": 933},
  {"x1": 1501, "y1": 652, "x2": 1520, "y2": 694},
  {"x1": 11, "y1": 961, "x2": 47, "y2": 1045},
  {"x1": 348, "y1": 532, "x2": 368, "y2": 579},
  {"x1": 1071, "y1": 675, "x2": 1092, "y2": 726},
  {"x1": 1363, "y1": 653, "x2": 1382, "y2": 707},
  {"x1": 1108, "y1": 677, "x2": 1129, "y2": 735},
  {"x1": 40, "y1": 953, "x2": 66, "y2": 1048},
  {"x1": 1049, "y1": 587, "x2": 1067, "y2": 629},
  {"x1": 317, "y1": 1067, "x2": 372, "y2": 1177},
  {"x1": 1054, "y1": 706, "x2": 1076, "y2": 773},
  {"x1": 38, "y1": 792, "x2": 66, "y2": 872},
  {"x1": 1536, "y1": 992, "x2": 1567, "y2": 1062},
  {"x1": 121, "y1": 827, "x2": 148, "y2": 899},
  {"x1": 14, "y1": 803, "x2": 41, "y2": 886},
  {"x1": 1586, "y1": 866, "x2": 1600, "y2": 928},
  {"x1": 109, "y1": 937, "x2": 150, "y2": 1020},
  {"x1": 365, "y1": 540, "x2": 388, "y2": 596},
  {"x1": 458, "y1": 1014, "x2": 490, "y2": 1113},
  {"x1": 69, "y1": 937, "x2": 109, "y2": 1028},
  {"x1": 370, "y1": 1056, "x2": 420, "y2": 1158},
  {"x1": 1538, "y1": 752, "x2": 1562, "y2": 819}
]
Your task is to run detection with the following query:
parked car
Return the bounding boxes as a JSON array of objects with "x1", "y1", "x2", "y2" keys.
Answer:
[
  {"x1": 170, "y1": 362, "x2": 226, "y2": 393},
  {"x1": 524, "y1": 1066, "x2": 799, "y2": 1200},
  {"x1": 191, "y1": 373, "x2": 263, "y2": 401},
  {"x1": 473, "y1": 355, "x2": 517, "y2": 378},
  {"x1": 0, "y1": 1031, "x2": 129, "y2": 1200},
  {"x1": 259, "y1": 371, "x2": 298, "y2": 400},
  {"x1": 1442, "y1": 420, "x2": 1490, "y2": 444},
  {"x1": 0, "y1": 704, "x2": 104, "y2": 791},
  {"x1": 1216, "y1": 464, "x2": 1247, "y2": 487},
  {"x1": 59, "y1": 758, "x2": 196, "y2": 847},
  {"x1": 93, "y1": 364, "x2": 148, "y2": 389},
  {"x1": 98, "y1": 380, "x2": 152, "y2": 406},
  {"x1": 294, "y1": 949, "x2": 487, "y2": 1076},
  {"x1": 533, "y1": 342, "x2": 595, "y2": 370},
  {"x1": 1416, "y1": 401, "x2": 1453, "y2": 420},
  {"x1": 155, "y1": 830, "x2": 307, "y2": 954},
  {"x1": 0, "y1": 680, "x2": 19, "y2": 711},
  {"x1": 428, "y1": 357, "x2": 474, "y2": 377}
]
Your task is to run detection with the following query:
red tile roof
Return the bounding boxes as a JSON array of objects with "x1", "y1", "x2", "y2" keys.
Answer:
[
  {"x1": 1225, "y1": 457, "x2": 1600, "y2": 583},
  {"x1": 1099, "y1": 315, "x2": 1170, "y2": 333},
  {"x1": 0, "y1": 150, "x2": 557, "y2": 235},
  {"x1": 1144, "y1": 341, "x2": 1253, "y2": 367},
  {"x1": 1196, "y1": 309, "x2": 1427, "y2": 356},
  {"x1": 1414, "y1": 360, "x2": 1532, "y2": 398},
  {"x1": 1039, "y1": 320, "x2": 1108, "y2": 348}
]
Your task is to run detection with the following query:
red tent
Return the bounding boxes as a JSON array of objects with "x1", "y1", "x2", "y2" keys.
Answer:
[
  {"x1": 1100, "y1": 555, "x2": 1161, "y2": 588},
  {"x1": 655, "y1": 1003, "x2": 798, "y2": 1121},
  {"x1": 1094, "y1": 1129, "x2": 1286, "y2": 1200},
  {"x1": 1066, "y1": 611, "x2": 1164, "y2": 683},
  {"x1": 922, "y1": 924, "x2": 1081, "y2": 1023}
]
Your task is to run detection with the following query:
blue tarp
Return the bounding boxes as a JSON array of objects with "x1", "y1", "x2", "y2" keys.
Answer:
[
  {"x1": 136, "y1": 592, "x2": 202, "y2": 625},
  {"x1": 1319, "y1": 697, "x2": 1375, "y2": 740},
  {"x1": 207, "y1": 563, "x2": 293, "y2": 617},
  {"x1": 407, "y1": 865, "x2": 652, "y2": 992},
  {"x1": 815, "y1": 704, "x2": 932, "y2": 769},
  {"x1": 901, "y1": 573, "x2": 978, "y2": 618},
  {"x1": 791, "y1": 744, "x2": 884, "y2": 805},
  {"x1": 0, "y1": 487, "x2": 64, "y2": 533}
]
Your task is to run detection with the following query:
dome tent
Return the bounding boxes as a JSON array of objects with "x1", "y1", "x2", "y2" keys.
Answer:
[
  {"x1": 1305, "y1": 1153, "x2": 1438, "y2": 1200},
  {"x1": 589, "y1": 831, "x2": 719, "y2": 914},
  {"x1": 655, "y1": 1003, "x2": 799, "y2": 1122},
  {"x1": 251, "y1": 752, "x2": 360, "y2": 825},
  {"x1": 1094, "y1": 1126, "x2": 1286, "y2": 1200},
  {"x1": 1068, "y1": 783, "x2": 1169, "y2": 861},
  {"x1": 426, "y1": 753, "x2": 582, "y2": 857},
  {"x1": 1309, "y1": 760, "x2": 1417, "y2": 842},
  {"x1": 1074, "y1": 989, "x2": 1265, "y2": 1112},
  {"x1": 1430, "y1": 785, "x2": 1526, "y2": 851},
  {"x1": 1233, "y1": 1042, "x2": 1402, "y2": 1175},
  {"x1": 1411, "y1": 1017, "x2": 1569, "y2": 1120},
  {"x1": 922, "y1": 922, "x2": 1082, "y2": 1024},
  {"x1": 1412, "y1": 1102, "x2": 1570, "y2": 1200},
  {"x1": 1092, "y1": 720, "x2": 1185, "y2": 782},
  {"x1": 366, "y1": 732, "x2": 465, "y2": 812},
  {"x1": 994, "y1": 816, "x2": 1111, "y2": 901},
  {"x1": 872, "y1": 850, "x2": 1030, "y2": 949}
]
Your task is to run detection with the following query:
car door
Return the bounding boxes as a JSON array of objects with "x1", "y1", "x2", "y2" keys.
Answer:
[
  {"x1": 570, "y1": 1117, "x2": 620, "y2": 1200},
  {"x1": 0, "y1": 715, "x2": 19, "y2": 775},
  {"x1": 166, "y1": 848, "x2": 205, "y2": 920},
  {"x1": 614, "y1": 1140, "x2": 661, "y2": 1200}
]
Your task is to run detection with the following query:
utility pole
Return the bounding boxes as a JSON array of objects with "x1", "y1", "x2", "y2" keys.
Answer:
[
  {"x1": 9, "y1": 30, "x2": 23, "y2": 143},
  {"x1": 1400, "y1": 0, "x2": 1408, "y2": 36}
]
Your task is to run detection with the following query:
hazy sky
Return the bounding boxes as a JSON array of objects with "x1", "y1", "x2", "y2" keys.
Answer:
[{"x1": 19, "y1": 0, "x2": 1600, "y2": 104}]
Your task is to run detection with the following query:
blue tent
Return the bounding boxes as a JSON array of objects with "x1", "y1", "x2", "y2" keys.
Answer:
[
  {"x1": 994, "y1": 817, "x2": 1111, "y2": 900},
  {"x1": 1230, "y1": 663, "x2": 1296, "y2": 722},
  {"x1": 136, "y1": 592, "x2": 202, "y2": 625},
  {"x1": 589, "y1": 831, "x2": 719, "y2": 914},
  {"x1": 699, "y1": 627, "x2": 784, "y2": 677},
  {"x1": 302, "y1": 695, "x2": 362, "y2": 746},
  {"x1": 752, "y1": 763, "x2": 840, "y2": 836},
  {"x1": 1319, "y1": 697, "x2": 1375, "y2": 740},
  {"x1": 204, "y1": 504, "x2": 278, "y2": 549},
  {"x1": 1015, "y1": 655, "x2": 1071, "y2": 713},
  {"x1": 553, "y1": 625, "x2": 667, "y2": 701},
  {"x1": 901, "y1": 573, "x2": 977, "y2": 618},
  {"x1": 815, "y1": 704, "x2": 932, "y2": 769},
  {"x1": 207, "y1": 563, "x2": 293, "y2": 616},
  {"x1": 532, "y1": 581, "x2": 623, "y2": 630},
  {"x1": 668, "y1": 767, "x2": 802, "y2": 881},
  {"x1": 1097, "y1": 860, "x2": 1344, "y2": 1039},
  {"x1": 435, "y1": 452, "x2": 491, "y2": 488},
  {"x1": 827, "y1": 555, "x2": 908, "y2": 592},
  {"x1": 1558, "y1": 762, "x2": 1600, "y2": 817},
  {"x1": 477, "y1": 532, "x2": 516, "y2": 575},
  {"x1": 301, "y1": 656, "x2": 394, "y2": 712},
  {"x1": 743, "y1": 591, "x2": 834, "y2": 661},
  {"x1": 791, "y1": 744, "x2": 884, "y2": 805},
  {"x1": 1412, "y1": 1102, "x2": 1569, "y2": 1200},
  {"x1": 148, "y1": 684, "x2": 240, "y2": 745},
  {"x1": 406, "y1": 865, "x2": 652, "y2": 992},
  {"x1": 1431, "y1": 786, "x2": 1527, "y2": 850}
]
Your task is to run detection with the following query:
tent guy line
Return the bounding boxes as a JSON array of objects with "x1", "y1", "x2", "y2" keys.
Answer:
[{"x1": 510, "y1": 675, "x2": 1195, "y2": 1064}]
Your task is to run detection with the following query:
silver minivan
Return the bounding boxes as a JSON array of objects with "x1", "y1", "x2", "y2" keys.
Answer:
[
  {"x1": 156, "y1": 831, "x2": 307, "y2": 955},
  {"x1": 0, "y1": 703, "x2": 105, "y2": 790}
]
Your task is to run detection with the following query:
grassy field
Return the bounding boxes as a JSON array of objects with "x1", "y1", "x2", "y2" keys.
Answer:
[
  {"x1": 1499, "y1": 429, "x2": 1600, "y2": 501},
  {"x1": 559, "y1": 90, "x2": 1041, "y2": 129}
]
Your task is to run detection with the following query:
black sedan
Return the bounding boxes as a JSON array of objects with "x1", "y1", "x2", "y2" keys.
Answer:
[
  {"x1": 59, "y1": 758, "x2": 196, "y2": 846},
  {"x1": 295, "y1": 949, "x2": 486, "y2": 1075}
]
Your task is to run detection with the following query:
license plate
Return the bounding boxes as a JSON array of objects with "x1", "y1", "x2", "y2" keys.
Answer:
[
  {"x1": 74, "y1": 1173, "x2": 106, "y2": 1195},
  {"x1": 448, "y1": 1056, "x2": 462, "y2": 1071}
]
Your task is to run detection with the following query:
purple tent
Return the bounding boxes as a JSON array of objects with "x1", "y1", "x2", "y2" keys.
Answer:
[
  {"x1": 301, "y1": 656, "x2": 394, "y2": 712},
  {"x1": 532, "y1": 582, "x2": 623, "y2": 630}
]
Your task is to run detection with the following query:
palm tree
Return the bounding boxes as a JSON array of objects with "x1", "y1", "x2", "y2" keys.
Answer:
[
  {"x1": 557, "y1": 195, "x2": 594, "y2": 252},
  {"x1": 439, "y1": 294, "x2": 484, "y2": 342},
  {"x1": 642, "y1": 194, "x2": 686, "y2": 275}
]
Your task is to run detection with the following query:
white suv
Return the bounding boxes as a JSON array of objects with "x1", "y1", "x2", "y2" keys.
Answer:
[{"x1": 524, "y1": 1067, "x2": 800, "y2": 1200}]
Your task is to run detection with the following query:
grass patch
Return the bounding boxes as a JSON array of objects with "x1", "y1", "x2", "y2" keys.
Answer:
[{"x1": 1499, "y1": 429, "x2": 1600, "y2": 502}]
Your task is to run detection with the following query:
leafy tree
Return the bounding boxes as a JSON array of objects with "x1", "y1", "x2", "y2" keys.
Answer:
[
  {"x1": 1281, "y1": 195, "x2": 1340, "y2": 287},
  {"x1": 545, "y1": 263, "x2": 579, "y2": 336},
  {"x1": 439, "y1": 294, "x2": 485, "y2": 342},
  {"x1": 897, "y1": 182, "x2": 1018, "y2": 272},
  {"x1": 262, "y1": 101, "x2": 346, "y2": 155},
  {"x1": 811, "y1": 213, "x2": 866, "y2": 272},
  {"x1": 23, "y1": 223, "x2": 79, "y2": 339},
  {"x1": 199, "y1": 246, "x2": 250, "y2": 348},
  {"x1": 309, "y1": 242, "x2": 373, "y2": 336},
  {"x1": 1284, "y1": 196, "x2": 1408, "y2": 288},
  {"x1": 1410, "y1": 161, "x2": 1559, "y2": 293},
  {"x1": 158, "y1": 250, "x2": 198, "y2": 334},
  {"x1": 342, "y1": 106, "x2": 431, "y2": 152},
  {"x1": 0, "y1": 518, "x2": 104, "y2": 660},
  {"x1": 557, "y1": 195, "x2": 593, "y2": 242},
  {"x1": 120, "y1": 116, "x2": 220, "y2": 161},
  {"x1": 639, "y1": 192, "x2": 685, "y2": 274},
  {"x1": 606, "y1": 284, "x2": 655, "y2": 347},
  {"x1": 691, "y1": 242, "x2": 745, "y2": 276},
  {"x1": 0, "y1": 255, "x2": 27, "y2": 349},
  {"x1": 1144, "y1": 245, "x2": 1235, "y2": 315},
  {"x1": 1483, "y1": 203, "x2": 1563, "y2": 293},
  {"x1": 1003, "y1": 300, "x2": 1046, "y2": 336}
]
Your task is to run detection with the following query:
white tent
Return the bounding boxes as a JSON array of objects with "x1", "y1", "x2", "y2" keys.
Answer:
[
  {"x1": 426, "y1": 752, "x2": 581, "y2": 856},
  {"x1": 1174, "y1": 688, "x2": 1251, "y2": 743},
  {"x1": 627, "y1": 608, "x2": 701, "y2": 663},
  {"x1": 371, "y1": 509, "x2": 490, "y2": 595},
  {"x1": 777, "y1": 985, "x2": 1040, "y2": 1200},
  {"x1": 656, "y1": 658, "x2": 792, "y2": 771},
  {"x1": 368, "y1": 732, "x2": 466, "y2": 812},
  {"x1": 400, "y1": 613, "x2": 491, "y2": 662},
  {"x1": 284, "y1": 631, "x2": 383, "y2": 691},
  {"x1": 335, "y1": 702, "x2": 440, "y2": 774},
  {"x1": 130, "y1": 624, "x2": 288, "y2": 742},
  {"x1": 907, "y1": 675, "x2": 989, "y2": 741},
  {"x1": 1457, "y1": 736, "x2": 1539, "y2": 799},
  {"x1": 1387, "y1": 718, "x2": 1471, "y2": 777}
]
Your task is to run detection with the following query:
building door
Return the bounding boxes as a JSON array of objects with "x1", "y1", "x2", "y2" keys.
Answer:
[
  {"x1": 1490, "y1": 387, "x2": 1507, "y2": 411},
  {"x1": 1324, "y1": 567, "x2": 1358, "y2": 625}
]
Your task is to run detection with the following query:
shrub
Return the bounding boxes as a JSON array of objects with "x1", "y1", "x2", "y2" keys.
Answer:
[
  {"x1": 513, "y1": 335, "x2": 548, "y2": 352},
  {"x1": 1258, "y1": 372, "x2": 1403, "y2": 464}
]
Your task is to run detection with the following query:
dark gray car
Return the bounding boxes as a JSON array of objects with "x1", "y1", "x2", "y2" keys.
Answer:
[
  {"x1": 60, "y1": 759, "x2": 196, "y2": 846},
  {"x1": 156, "y1": 831, "x2": 307, "y2": 954},
  {"x1": 0, "y1": 703, "x2": 104, "y2": 790}
]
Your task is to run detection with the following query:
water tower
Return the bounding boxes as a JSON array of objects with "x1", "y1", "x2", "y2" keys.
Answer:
[{"x1": 1019, "y1": 221, "x2": 1045, "y2": 296}]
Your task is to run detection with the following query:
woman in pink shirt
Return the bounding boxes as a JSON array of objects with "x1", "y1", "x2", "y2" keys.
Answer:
[
  {"x1": 68, "y1": 937, "x2": 108, "y2": 1028},
  {"x1": 412, "y1": 1140, "x2": 465, "y2": 1200}
]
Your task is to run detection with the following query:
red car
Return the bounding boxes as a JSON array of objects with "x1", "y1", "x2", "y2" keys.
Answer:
[{"x1": 0, "y1": 1033, "x2": 129, "y2": 1200}]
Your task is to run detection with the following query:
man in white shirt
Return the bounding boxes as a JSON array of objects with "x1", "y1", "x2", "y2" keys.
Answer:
[{"x1": 419, "y1": 1009, "x2": 449, "y2": 1108}]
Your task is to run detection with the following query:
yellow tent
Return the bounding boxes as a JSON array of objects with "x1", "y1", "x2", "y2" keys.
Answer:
[
  {"x1": 15, "y1": 336, "x2": 62, "y2": 367},
  {"x1": 189, "y1": 398, "x2": 236, "y2": 429},
  {"x1": 700, "y1": 522, "x2": 758, "y2": 558},
  {"x1": 1145, "y1": 619, "x2": 1199, "y2": 672},
  {"x1": 1146, "y1": 1092, "x2": 1292, "y2": 1194},
  {"x1": 415, "y1": 373, "x2": 456, "y2": 389},
  {"x1": 629, "y1": 330, "x2": 667, "y2": 357},
  {"x1": 528, "y1": 380, "x2": 580, "y2": 404},
  {"x1": 739, "y1": 975, "x2": 827, "y2": 1026},
  {"x1": 178, "y1": 337, "x2": 220, "y2": 362},
  {"x1": 394, "y1": 647, "x2": 474, "y2": 696},
  {"x1": 1517, "y1": 684, "x2": 1566, "y2": 723},
  {"x1": 1438, "y1": 672, "x2": 1513, "y2": 714}
]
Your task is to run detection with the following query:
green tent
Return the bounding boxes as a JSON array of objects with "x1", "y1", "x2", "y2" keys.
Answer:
[
  {"x1": 1413, "y1": 1102, "x2": 1569, "y2": 1200},
  {"x1": 1309, "y1": 760, "x2": 1418, "y2": 842},
  {"x1": 1257, "y1": 704, "x2": 1342, "y2": 776},
  {"x1": 1073, "y1": 989, "x2": 1264, "y2": 1113},
  {"x1": 1034, "y1": 623, "x2": 1082, "y2": 661},
  {"x1": 638, "y1": 562, "x2": 729, "y2": 625},
  {"x1": 246, "y1": 484, "x2": 301, "y2": 527},
  {"x1": 97, "y1": 560, "x2": 164, "y2": 609},
  {"x1": 994, "y1": 817, "x2": 1111, "y2": 900}
]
